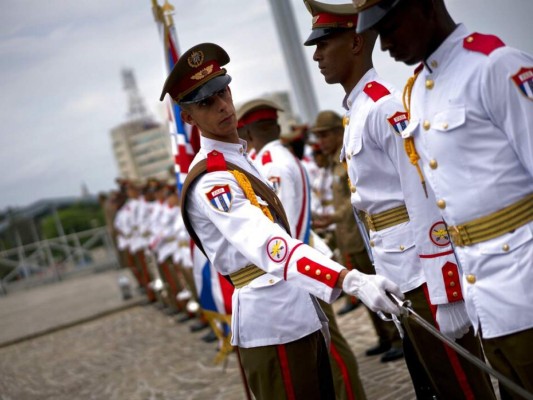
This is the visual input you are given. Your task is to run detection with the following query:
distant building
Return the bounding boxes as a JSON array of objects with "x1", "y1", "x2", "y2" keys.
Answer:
[
  {"x1": 111, "y1": 68, "x2": 174, "y2": 182},
  {"x1": 110, "y1": 119, "x2": 173, "y2": 181}
]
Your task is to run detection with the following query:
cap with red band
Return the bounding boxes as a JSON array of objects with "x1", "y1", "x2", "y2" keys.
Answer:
[
  {"x1": 160, "y1": 42, "x2": 232, "y2": 104},
  {"x1": 304, "y1": 0, "x2": 358, "y2": 46},
  {"x1": 236, "y1": 98, "x2": 284, "y2": 129}
]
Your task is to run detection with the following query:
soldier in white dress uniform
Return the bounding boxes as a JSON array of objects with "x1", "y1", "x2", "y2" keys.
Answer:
[
  {"x1": 159, "y1": 42, "x2": 403, "y2": 400},
  {"x1": 304, "y1": 1, "x2": 496, "y2": 398},
  {"x1": 353, "y1": 0, "x2": 533, "y2": 398}
]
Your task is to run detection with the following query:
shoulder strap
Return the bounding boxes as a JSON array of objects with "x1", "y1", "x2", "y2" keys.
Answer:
[{"x1": 180, "y1": 160, "x2": 291, "y2": 258}]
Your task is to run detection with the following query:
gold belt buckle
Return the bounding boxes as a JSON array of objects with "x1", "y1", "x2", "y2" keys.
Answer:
[{"x1": 449, "y1": 225, "x2": 465, "y2": 247}]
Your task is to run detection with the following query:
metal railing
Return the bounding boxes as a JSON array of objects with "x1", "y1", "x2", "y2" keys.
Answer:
[{"x1": 0, "y1": 227, "x2": 119, "y2": 295}]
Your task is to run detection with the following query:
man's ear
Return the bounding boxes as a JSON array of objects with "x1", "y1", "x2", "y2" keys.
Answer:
[
  {"x1": 352, "y1": 32, "x2": 364, "y2": 55},
  {"x1": 181, "y1": 109, "x2": 196, "y2": 127}
]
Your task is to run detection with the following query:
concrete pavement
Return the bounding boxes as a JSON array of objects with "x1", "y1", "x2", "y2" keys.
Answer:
[{"x1": 0, "y1": 268, "x2": 419, "y2": 399}]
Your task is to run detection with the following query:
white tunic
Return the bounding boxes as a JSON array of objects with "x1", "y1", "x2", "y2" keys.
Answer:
[
  {"x1": 404, "y1": 24, "x2": 533, "y2": 338},
  {"x1": 186, "y1": 137, "x2": 344, "y2": 347},
  {"x1": 253, "y1": 140, "x2": 311, "y2": 243},
  {"x1": 343, "y1": 69, "x2": 425, "y2": 293}
]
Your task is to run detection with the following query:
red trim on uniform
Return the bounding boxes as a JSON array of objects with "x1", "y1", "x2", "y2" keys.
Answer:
[
  {"x1": 283, "y1": 242, "x2": 304, "y2": 280},
  {"x1": 344, "y1": 253, "x2": 354, "y2": 270},
  {"x1": 238, "y1": 109, "x2": 278, "y2": 128},
  {"x1": 363, "y1": 81, "x2": 390, "y2": 102},
  {"x1": 296, "y1": 257, "x2": 339, "y2": 288},
  {"x1": 442, "y1": 261, "x2": 463, "y2": 302},
  {"x1": 276, "y1": 344, "x2": 296, "y2": 400},
  {"x1": 330, "y1": 343, "x2": 356, "y2": 400},
  {"x1": 261, "y1": 150, "x2": 273, "y2": 165},
  {"x1": 314, "y1": 12, "x2": 358, "y2": 28},
  {"x1": 422, "y1": 285, "x2": 475, "y2": 400},
  {"x1": 414, "y1": 63, "x2": 424, "y2": 74},
  {"x1": 419, "y1": 249, "x2": 454, "y2": 259},
  {"x1": 463, "y1": 32, "x2": 505, "y2": 55},
  {"x1": 206, "y1": 150, "x2": 227, "y2": 172}
]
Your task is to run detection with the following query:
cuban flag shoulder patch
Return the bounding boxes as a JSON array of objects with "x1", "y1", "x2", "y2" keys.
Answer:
[
  {"x1": 387, "y1": 111, "x2": 409, "y2": 136},
  {"x1": 206, "y1": 184, "x2": 233, "y2": 212},
  {"x1": 512, "y1": 67, "x2": 533, "y2": 100}
]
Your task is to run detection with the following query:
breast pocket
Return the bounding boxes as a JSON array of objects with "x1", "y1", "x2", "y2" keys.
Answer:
[
  {"x1": 345, "y1": 118, "x2": 363, "y2": 156},
  {"x1": 432, "y1": 105, "x2": 466, "y2": 133}
]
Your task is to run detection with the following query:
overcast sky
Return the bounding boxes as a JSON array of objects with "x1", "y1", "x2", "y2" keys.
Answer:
[{"x1": 1, "y1": 0, "x2": 532, "y2": 210}]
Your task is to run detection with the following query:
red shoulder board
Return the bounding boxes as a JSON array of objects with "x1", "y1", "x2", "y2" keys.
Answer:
[
  {"x1": 262, "y1": 150, "x2": 273, "y2": 165},
  {"x1": 463, "y1": 33, "x2": 505, "y2": 56},
  {"x1": 414, "y1": 63, "x2": 424, "y2": 74},
  {"x1": 206, "y1": 150, "x2": 227, "y2": 172},
  {"x1": 363, "y1": 81, "x2": 390, "y2": 102}
]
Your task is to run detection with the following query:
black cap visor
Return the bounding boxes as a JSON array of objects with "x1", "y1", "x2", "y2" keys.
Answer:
[
  {"x1": 356, "y1": 0, "x2": 401, "y2": 33},
  {"x1": 180, "y1": 74, "x2": 232, "y2": 104},
  {"x1": 304, "y1": 27, "x2": 351, "y2": 46}
]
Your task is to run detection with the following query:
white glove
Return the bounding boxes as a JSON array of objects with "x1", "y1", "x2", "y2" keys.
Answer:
[
  {"x1": 435, "y1": 301, "x2": 472, "y2": 339},
  {"x1": 342, "y1": 270, "x2": 404, "y2": 316}
]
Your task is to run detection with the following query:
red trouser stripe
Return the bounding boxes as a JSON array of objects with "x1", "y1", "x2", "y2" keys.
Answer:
[
  {"x1": 330, "y1": 342, "x2": 355, "y2": 400},
  {"x1": 422, "y1": 284, "x2": 474, "y2": 400},
  {"x1": 276, "y1": 344, "x2": 296, "y2": 400}
]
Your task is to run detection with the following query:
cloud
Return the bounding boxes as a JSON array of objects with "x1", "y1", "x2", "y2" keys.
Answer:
[{"x1": 1, "y1": 0, "x2": 533, "y2": 210}]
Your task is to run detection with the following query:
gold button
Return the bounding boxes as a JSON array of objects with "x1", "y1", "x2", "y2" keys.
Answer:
[
  {"x1": 430, "y1": 60, "x2": 438, "y2": 69},
  {"x1": 425, "y1": 79, "x2": 434, "y2": 89},
  {"x1": 452, "y1": 291, "x2": 458, "y2": 298},
  {"x1": 326, "y1": 274, "x2": 331, "y2": 280},
  {"x1": 450, "y1": 281, "x2": 456, "y2": 287},
  {"x1": 212, "y1": 151, "x2": 218, "y2": 155},
  {"x1": 502, "y1": 244, "x2": 510, "y2": 252},
  {"x1": 347, "y1": 22, "x2": 353, "y2": 28},
  {"x1": 466, "y1": 36, "x2": 474, "y2": 43},
  {"x1": 437, "y1": 199, "x2": 446, "y2": 209},
  {"x1": 370, "y1": 240, "x2": 375, "y2": 247},
  {"x1": 268, "y1": 279, "x2": 274, "y2": 284},
  {"x1": 448, "y1": 271, "x2": 454, "y2": 277},
  {"x1": 350, "y1": 186, "x2": 356, "y2": 193},
  {"x1": 423, "y1": 120, "x2": 431, "y2": 130},
  {"x1": 305, "y1": 265, "x2": 311, "y2": 271},
  {"x1": 442, "y1": 122, "x2": 449, "y2": 130},
  {"x1": 399, "y1": 245, "x2": 405, "y2": 251},
  {"x1": 347, "y1": 154, "x2": 351, "y2": 160},
  {"x1": 429, "y1": 159, "x2": 438, "y2": 169},
  {"x1": 466, "y1": 274, "x2": 476, "y2": 284},
  {"x1": 315, "y1": 269, "x2": 322, "y2": 276},
  {"x1": 367, "y1": 83, "x2": 373, "y2": 89}
]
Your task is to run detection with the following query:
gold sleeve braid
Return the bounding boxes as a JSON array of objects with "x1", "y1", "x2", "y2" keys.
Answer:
[
  {"x1": 402, "y1": 71, "x2": 428, "y2": 198},
  {"x1": 230, "y1": 170, "x2": 274, "y2": 222}
]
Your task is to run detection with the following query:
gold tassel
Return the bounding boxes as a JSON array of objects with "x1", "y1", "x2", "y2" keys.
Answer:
[
  {"x1": 230, "y1": 170, "x2": 274, "y2": 222},
  {"x1": 402, "y1": 71, "x2": 428, "y2": 198}
]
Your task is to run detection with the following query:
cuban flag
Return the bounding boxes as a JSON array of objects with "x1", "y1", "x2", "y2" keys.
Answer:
[
  {"x1": 206, "y1": 184, "x2": 233, "y2": 213},
  {"x1": 153, "y1": 1, "x2": 200, "y2": 193},
  {"x1": 512, "y1": 67, "x2": 533, "y2": 100},
  {"x1": 387, "y1": 111, "x2": 409, "y2": 136},
  {"x1": 192, "y1": 245, "x2": 234, "y2": 316}
]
